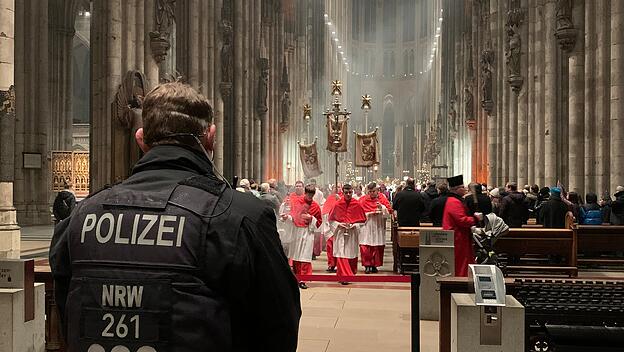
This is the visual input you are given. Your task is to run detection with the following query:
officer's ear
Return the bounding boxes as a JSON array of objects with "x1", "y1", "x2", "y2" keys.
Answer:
[
  {"x1": 203, "y1": 124, "x2": 216, "y2": 152},
  {"x1": 135, "y1": 128, "x2": 151, "y2": 153}
]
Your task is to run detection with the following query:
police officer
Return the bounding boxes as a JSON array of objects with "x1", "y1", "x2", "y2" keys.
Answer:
[{"x1": 50, "y1": 82, "x2": 301, "y2": 352}]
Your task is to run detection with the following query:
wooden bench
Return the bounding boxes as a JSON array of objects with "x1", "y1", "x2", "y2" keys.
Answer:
[
  {"x1": 494, "y1": 228, "x2": 578, "y2": 277},
  {"x1": 574, "y1": 224, "x2": 624, "y2": 266}
]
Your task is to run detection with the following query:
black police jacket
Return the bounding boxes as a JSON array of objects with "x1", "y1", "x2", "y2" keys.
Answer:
[{"x1": 49, "y1": 145, "x2": 301, "y2": 352}]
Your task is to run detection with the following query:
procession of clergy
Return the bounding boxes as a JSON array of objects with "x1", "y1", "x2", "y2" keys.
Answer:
[
  {"x1": 277, "y1": 180, "x2": 392, "y2": 288},
  {"x1": 277, "y1": 174, "x2": 476, "y2": 289}
]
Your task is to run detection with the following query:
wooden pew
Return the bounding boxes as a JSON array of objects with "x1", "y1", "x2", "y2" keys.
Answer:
[
  {"x1": 494, "y1": 228, "x2": 578, "y2": 277},
  {"x1": 393, "y1": 224, "x2": 435, "y2": 274},
  {"x1": 34, "y1": 261, "x2": 65, "y2": 352},
  {"x1": 574, "y1": 225, "x2": 624, "y2": 266}
]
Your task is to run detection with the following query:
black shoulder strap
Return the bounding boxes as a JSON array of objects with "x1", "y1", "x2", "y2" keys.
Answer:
[{"x1": 168, "y1": 175, "x2": 227, "y2": 218}]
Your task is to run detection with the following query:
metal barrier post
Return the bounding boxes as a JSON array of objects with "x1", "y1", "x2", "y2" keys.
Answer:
[{"x1": 411, "y1": 273, "x2": 421, "y2": 352}]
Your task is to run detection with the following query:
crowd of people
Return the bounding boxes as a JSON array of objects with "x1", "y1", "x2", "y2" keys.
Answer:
[{"x1": 234, "y1": 174, "x2": 624, "y2": 284}]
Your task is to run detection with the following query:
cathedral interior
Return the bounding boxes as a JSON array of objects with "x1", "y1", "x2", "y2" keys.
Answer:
[{"x1": 2, "y1": 1, "x2": 624, "y2": 351}]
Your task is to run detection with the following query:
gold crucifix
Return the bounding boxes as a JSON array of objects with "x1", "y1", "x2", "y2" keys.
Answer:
[
  {"x1": 331, "y1": 80, "x2": 342, "y2": 96},
  {"x1": 361, "y1": 94, "x2": 372, "y2": 110}
]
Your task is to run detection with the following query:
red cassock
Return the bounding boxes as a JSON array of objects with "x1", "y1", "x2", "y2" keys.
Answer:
[
  {"x1": 442, "y1": 195, "x2": 476, "y2": 277},
  {"x1": 322, "y1": 192, "x2": 341, "y2": 268},
  {"x1": 289, "y1": 196, "x2": 322, "y2": 228},
  {"x1": 328, "y1": 197, "x2": 367, "y2": 225},
  {"x1": 358, "y1": 194, "x2": 392, "y2": 213}
]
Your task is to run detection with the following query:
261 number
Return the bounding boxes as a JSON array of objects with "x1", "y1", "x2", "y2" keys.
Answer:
[{"x1": 102, "y1": 313, "x2": 140, "y2": 339}]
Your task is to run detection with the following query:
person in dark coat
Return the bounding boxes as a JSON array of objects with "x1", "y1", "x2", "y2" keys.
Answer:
[
  {"x1": 419, "y1": 181, "x2": 439, "y2": 222},
  {"x1": 429, "y1": 183, "x2": 450, "y2": 226},
  {"x1": 499, "y1": 182, "x2": 529, "y2": 227},
  {"x1": 392, "y1": 178, "x2": 427, "y2": 227},
  {"x1": 609, "y1": 186, "x2": 624, "y2": 225},
  {"x1": 49, "y1": 82, "x2": 301, "y2": 352},
  {"x1": 539, "y1": 187, "x2": 569, "y2": 228},
  {"x1": 52, "y1": 182, "x2": 76, "y2": 223},
  {"x1": 534, "y1": 187, "x2": 550, "y2": 224},
  {"x1": 465, "y1": 183, "x2": 493, "y2": 216}
]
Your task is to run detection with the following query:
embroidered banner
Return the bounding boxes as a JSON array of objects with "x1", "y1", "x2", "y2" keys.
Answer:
[
  {"x1": 326, "y1": 115, "x2": 349, "y2": 153},
  {"x1": 299, "y1": 140, "x2": 323, "y2": 178},
  {"x1": 354, "y1": 129, "x2": 379, "y2": 167}
]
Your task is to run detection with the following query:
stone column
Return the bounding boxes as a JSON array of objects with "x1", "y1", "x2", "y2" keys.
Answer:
[
  {"x1": 568, "y1": 0, "x2": 585, "y2": 194},
  {"x1": 583, "y1": 0, "x2": 596, "y2": 193},
  {"x1": 544, "y1": 0, "x2": 557, "y2": 186},
  {"x1": 595, "y1": 1, "x2": 610, "y2": 195},
  {"x1": 527, "y1": 0, "x2": 536, "y2": 185},
  {"x1": 0, "y1": 0, "x2": 20, "y2": 258},
  {"x1": 535, "y1": 0, "x2": 545, "y2": 187},
  {"x1": 14, "y1": 0, "x2": 51, "y2": 225},
  {"x1": 233, "y1": 0, "x2": 243, "y2": 178},
  {"x1": 214, "y1": 0, "x2": 224, "y2": 172},
  {"x1": 610, "y1": 0, "x2": 624, "y2": 193},
  {"x1": 487, "y1": 0, "x2": 498, "y2": 187},
  {"x1": 48, "y1": 0, "x2": 76, "y2": 151},
  {"x1": 91, "y1": 0, "x2": 122, "y2": 190},
  {"x1": 253, "y1": 0, "x2": 261, "y2": 180},
  {"x1": 517, "y1": 0, "x2": 529, "y2": 187},
  {"x1": 144, "y1": 0, "x2": 158, "y2": 88}
]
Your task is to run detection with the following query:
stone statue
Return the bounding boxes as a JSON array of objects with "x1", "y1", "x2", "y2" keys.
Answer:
[
  {"x1": 464, "y1": 87, "x2": 474, "y2": 121},
  {"x1": 480, "y1": 49, "x2": 494, "y2": 113},
  {"x1": 256, "y1": 58, "x2": 269, "y2": 118},
  {"x1": 280, "y1": 91, "x2": 291, "y2": 131},
  {"x1": 506, "y1": 24, "x2": 521, "y2": 77},
  {"x1": 155, "y1": 0, "x2": 176, "y2": 37},
  {"x1": 555, "y1": 0, "x2": 573, "y2": 30},
  {"x1": 555, "y1": 0, "x2": 576, "y2": 51},
  {"x1": 150, "y1": 0, "x2": 175, "y2": 63},
  {"x1": 448, "y1": 99, "x2": 458, "y2": 136},
  {"x1": 113, "y1": 71, "x2": 147, "y2": 130},
  {"x1": 221, "y1": 22, "x2": 233, "y2": 84}
]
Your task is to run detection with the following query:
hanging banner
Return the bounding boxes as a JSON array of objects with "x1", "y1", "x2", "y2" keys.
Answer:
[
  {"x1": 326, "y1": 115, "x2": 349, "y2": 152},
  {"x1": 354, "y1": 129, "x2": 380, "y2": 167},
  {"x1": 299, "y1": 139, "x2": 323, "y2": 178}
]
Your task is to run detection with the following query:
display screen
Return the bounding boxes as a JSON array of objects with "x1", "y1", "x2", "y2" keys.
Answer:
[
  {"x1": 478, "y1": 276, "x2": 492, "y2": 282},
  {"x1": 481, "y1": 290, "x2": 496, "y2": 299}
]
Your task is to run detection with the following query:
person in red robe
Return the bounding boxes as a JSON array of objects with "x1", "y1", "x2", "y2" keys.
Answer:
[
  {"x1": 328, "y1": 184, "x2": 367, "y2": 284},
  {"x1": 288, "y1": 184, "x2": 322, "y2": 289},
  {"x1": 359, "y1": 182, "x2": 393, "y2": 273},
  {"x1": 442, "y1": 175, "x2": 483, "y2": 277},
  {"x1": 322, "y1": 184, "x2": 341, "y2": 272}
]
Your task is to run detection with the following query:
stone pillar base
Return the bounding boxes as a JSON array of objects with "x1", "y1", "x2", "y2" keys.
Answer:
[
  {"x1": 0, "y1": 182, "x2": 20, "y2": 259},
  {"x1": 0, "y1": 284, "x2": 46, "y2": 352}
]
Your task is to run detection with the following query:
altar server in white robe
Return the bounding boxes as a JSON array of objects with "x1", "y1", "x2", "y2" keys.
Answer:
[
  {"x1": 288, "y1": 184, "x2": 322, "y2": 289},
  {"x1": 359, "y1": 182, "x2": 392, "y2": 273},
  {"x1": 328, "y1": 184, "x2": 367, "y2": 283}
]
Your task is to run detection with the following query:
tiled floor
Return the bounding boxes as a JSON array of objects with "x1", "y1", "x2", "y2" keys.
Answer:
[{"x1": 297, "y1": 285, "x2": 438, "y2": 352}]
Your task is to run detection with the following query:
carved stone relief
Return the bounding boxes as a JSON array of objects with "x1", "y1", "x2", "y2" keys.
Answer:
[{"x1": 0, "y1": 85, "x2": 16, "y2": 116}]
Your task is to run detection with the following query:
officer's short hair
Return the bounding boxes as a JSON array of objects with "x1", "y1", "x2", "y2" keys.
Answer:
[{"x1": 142, "y1": 82, "x2": 214, "y2": 146}]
